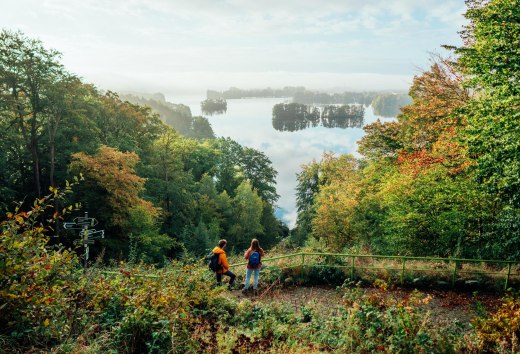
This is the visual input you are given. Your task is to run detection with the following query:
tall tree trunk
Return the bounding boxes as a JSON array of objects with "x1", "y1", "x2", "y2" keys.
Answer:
[
  {"x1": 15, "y1": 88, "x2": 41, "y2": 199},
  {"x1": 30, "y1": 134, "x2": 41, "y2": 198},
  {"x1": 30, "y1": 106, "x2": 41, "y2": 198},
  {"x1": 49, "y1": 141, "x2": 55, "y2": 188},
  {"x1": 48, "y1": 121, "x2": 59, "y2": 188}
]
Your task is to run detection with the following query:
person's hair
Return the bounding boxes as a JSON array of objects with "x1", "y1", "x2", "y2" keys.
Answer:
[
  {"x1": 250, "y1": 238, "x2": 260, "y2": 251},
  {"x1": 218, "y1": 239, "x2": 227, "y2": 248}
]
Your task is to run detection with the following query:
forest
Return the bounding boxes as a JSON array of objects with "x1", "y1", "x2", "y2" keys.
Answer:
[
  {"x1": 0, "y1": 29, "x2": 288, "y2": 264},
  {"x1": 291, "y1": 2, "x2": 519, "y2": 261},
  {"x1": 1, "y1": 0, "x2": 519, "y2": 352}
]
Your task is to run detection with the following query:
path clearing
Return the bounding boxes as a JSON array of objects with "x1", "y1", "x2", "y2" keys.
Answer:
[{"x1": 231, "y1": 284, "x2": 503, "y2": 328}]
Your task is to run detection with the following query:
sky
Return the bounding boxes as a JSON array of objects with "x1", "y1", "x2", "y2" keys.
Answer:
[{"x1": 1, "y1": 0, "x2": 467, "y2": 95}]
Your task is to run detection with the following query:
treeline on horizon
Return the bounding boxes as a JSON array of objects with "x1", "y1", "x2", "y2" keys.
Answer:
[
  {"x1": 0, "y1": 29, "x2": 288, "y2": 264},
  {"x1": 291, "y1": 0, "x2": 519, "y2": 260},
  {"x1": 208, "y1": 86, "x2": 411, "y2": 118},
  {"x1": 272, "y1": 103, "x2": 365, "y2": 131},
  {"x1": 207, "y1": 86, "x2": 306, "y2": 100}
]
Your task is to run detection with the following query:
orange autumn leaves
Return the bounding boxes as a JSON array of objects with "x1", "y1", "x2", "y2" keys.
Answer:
[
  {"x1": 70, "y1": 145, "x2": 159, "y2": 228},
  {"x1": 302, "y1": 58, "x2": 476, "y2": 253}
]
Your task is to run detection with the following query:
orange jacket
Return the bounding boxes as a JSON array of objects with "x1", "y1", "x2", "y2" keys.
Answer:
[{"x1": 212, "y1": 247, "x2": 229, "y2": 274}]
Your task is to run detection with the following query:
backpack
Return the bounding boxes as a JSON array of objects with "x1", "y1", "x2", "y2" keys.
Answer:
[
  {"x1": 248, "y1": 251, "x2": 261, "y2": 268},
  {"x1": 208, "y1": 253, "x2": 221, "y2": 272}
]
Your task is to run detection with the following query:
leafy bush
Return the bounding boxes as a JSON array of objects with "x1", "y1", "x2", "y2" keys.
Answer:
[
  {"x1": 304, "y1": 265, "x2": 346, "y2": 286},
  {"x1": 473, "y1": 293, "x2": 520, "y2": 353},
  {"x1": 0, "y1": 186, "x2": 83, "y2": 347}
]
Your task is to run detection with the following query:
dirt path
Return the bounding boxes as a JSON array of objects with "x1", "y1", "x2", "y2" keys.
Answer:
[{"x1": 231, "y1": 284, "x2": 503, "y2": 327}]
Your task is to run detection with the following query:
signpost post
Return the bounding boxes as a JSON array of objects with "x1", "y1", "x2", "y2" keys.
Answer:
[{"x1": 63, "y1": 211, "x2": 104, "y2": 269}]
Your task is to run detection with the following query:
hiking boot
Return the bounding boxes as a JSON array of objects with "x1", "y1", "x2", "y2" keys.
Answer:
[{"x1": 228, "y1": 284, "x2": 240, "y2": 291}]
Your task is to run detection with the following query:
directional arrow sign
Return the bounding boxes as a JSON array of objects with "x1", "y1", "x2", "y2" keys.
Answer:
[
  {"x1": 86, "y1": 230, "x2": 105, "y2": 239},
  {"x1": 73, "y1": 217, "x2": 98, "y2": 226},
  {"x1": 63, "y1": 222, "x2": 83, "y2": 230}
]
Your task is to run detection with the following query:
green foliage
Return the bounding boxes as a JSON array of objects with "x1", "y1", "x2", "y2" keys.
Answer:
[
  {"x1": 294, "y1": 160, "x2": 322, "y2": 245},
  {"x1": 358, "y1": 120, "x2": 403, "y2": 160},
  {"x1": 259, "y1": 202, "x2": 289, "y2": 249},
  {"x1": 0, "y1": 30, "x2": 285, "y2": 261},
  {"x1": 127, "y1": 206, "x2": 175, "y2": 265},
  {"x1": 310, "y1": 286, "x2": 459, "y2": 353},
  {"x1": 179, "y1": 220, "x2": 220, "y2": 256},
  {"x1": 457, "y1": 0, "x2": 520, "y2": 92},
  {"x1": 463, "y1": 94, "x2": 519, "y2": 208},
  {"x1": 301, "y1": 266, "x2": 347, "y2": 287},
  {"x1": 93, "y1": 91, "x2": 164, "y2": 154},
  {"x1": 456, "y1": 0, "x2": 520, "y2": 209},
  {"x1": 292, "y1": 0, "x2": 518, "y2": 260},
  {"x1": 228, "y1": 181, "x2": 264, "y2": 249},
  {"x1": 1, "y1": 197, "x2": 516, "y2": 353},
  {"x1": 211, "y1": 137, "x2": 279, "y2": 204},
  {"x1": 2, "y1": 4, "x2": 520, "y2": 351},
  {"x1": 0, "y1": 29, "x2": 71, "y2": 199},
  {"x1": 456, "y1": 0, "x2": 520, "y2": 259},
  {"x1": 0, "y1": 185, "x2": 82, "y2": 347},
  {"x1": 190, "y1": 116, "x2": 215, "y2": 139}
]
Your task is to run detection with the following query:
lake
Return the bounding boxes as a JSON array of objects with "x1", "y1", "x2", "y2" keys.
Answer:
[{"x1": 173, "y1": 96, "x2": 393, "y2": 228}]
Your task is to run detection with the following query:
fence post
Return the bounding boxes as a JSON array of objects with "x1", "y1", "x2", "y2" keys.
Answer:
[
  {"x1": 401, "y1": 258, "x2": 406, "y2": 286},
  {"x1": 301, "y1": 253, "x2": 305, "y2": 269},
  {"x1": 351, "y1": 256, "x2": 356, "y2": 280},
  {"x1": 504, "y1": 262, "x2": 512, "y2": 290},
  {"x1": 451, "y1": 261, "x2": 459, "y2": 289}
]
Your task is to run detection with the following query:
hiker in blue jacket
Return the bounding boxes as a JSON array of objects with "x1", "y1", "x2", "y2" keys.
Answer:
[{"x1": 242, "y1": 238, "x2": 265, "y2": 293}]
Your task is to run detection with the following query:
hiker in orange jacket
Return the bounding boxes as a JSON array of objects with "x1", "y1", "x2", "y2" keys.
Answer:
[{"x1": 212, "y1": 239, "x2": 236, "y2": 287}]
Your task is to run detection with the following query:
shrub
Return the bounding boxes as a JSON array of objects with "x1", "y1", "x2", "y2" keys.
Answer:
[
  {"x1": 473, "y1": 294, "x2": 520, "y2": 353},
  {"x1": 0, "y1": 186, "x2": 83, "y2": 347}
]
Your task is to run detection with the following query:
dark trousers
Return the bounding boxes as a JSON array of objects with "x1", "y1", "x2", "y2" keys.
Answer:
[{"x1": 216, "y1": 270, "x2": 236, "y2": 286}]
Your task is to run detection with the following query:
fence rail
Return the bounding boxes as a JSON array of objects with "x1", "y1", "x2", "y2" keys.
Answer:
[{"x1": 231, "y1": 252, "x2": 520, "y2": 290}]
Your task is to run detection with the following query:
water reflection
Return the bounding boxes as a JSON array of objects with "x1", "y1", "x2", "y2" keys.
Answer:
[
  {"x1": 202, "y1": 108, "x2": 227, "y2": 115},
  {"x1": 272, "y1": 103, "x2": 364, "y2": 131}
]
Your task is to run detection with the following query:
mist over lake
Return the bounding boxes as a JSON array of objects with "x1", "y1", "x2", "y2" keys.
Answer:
[{"x1": 173, "y1": 95, "x2": 394, "y2": 227}]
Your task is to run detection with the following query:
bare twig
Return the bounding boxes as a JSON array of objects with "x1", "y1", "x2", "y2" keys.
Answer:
[{"x1": 253, "y1": 278, "x2": 280, "y2": 300}]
